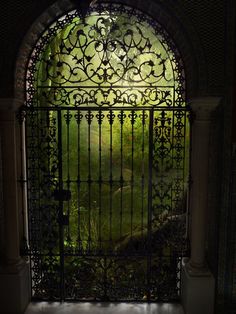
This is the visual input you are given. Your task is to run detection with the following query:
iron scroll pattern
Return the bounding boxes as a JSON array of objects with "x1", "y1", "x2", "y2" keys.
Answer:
[
  {"x1": 26, "y1": 3, "x2": 185, "y2": 108},
  {"x1": 23, "y1": 3, "x2": 189, "y2": 302}
]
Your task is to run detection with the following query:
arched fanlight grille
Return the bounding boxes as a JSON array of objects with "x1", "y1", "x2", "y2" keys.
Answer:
[{"x1": 26, "y1": 3, "x2": 185, "y2": 109}]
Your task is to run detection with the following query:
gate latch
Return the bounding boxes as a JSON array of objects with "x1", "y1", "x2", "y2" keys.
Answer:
[
  {"x1": 53, "y1": 189, "x2": 71, "y2": 201},
  {"x1": 58, "y1": 214, "x2": 69, "y2": 226}
]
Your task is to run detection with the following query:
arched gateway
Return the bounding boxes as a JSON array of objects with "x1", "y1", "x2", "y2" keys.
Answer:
[{"x1": 21, "y1": 3, "x2": 189, "y2": 301}]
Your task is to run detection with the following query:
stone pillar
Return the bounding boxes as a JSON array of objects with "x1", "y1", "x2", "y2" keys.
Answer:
[
  {"x1": 0, "y1": 99, "x2": 30, "y2": 314},
  {"x1": 181, "y1": 97, "x2": 220, "y2": 314}
]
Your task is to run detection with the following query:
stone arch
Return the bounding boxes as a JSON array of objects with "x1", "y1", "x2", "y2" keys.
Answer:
[{"x1": 14, "y1": 0, "x2": 206, "y2": 103}]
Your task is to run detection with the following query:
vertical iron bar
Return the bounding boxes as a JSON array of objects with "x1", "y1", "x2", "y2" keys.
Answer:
[
  {"x1": 65, "y1": 110, "x2": 70, "y2": 242},
  {"x1": 109, "y1": 110, "x2": 113, "y2": 250},
  {"x1": 130, "y1": 111, "x2": 134, "y2": 239},
  {"x1": 77, "y1": 111, "x2": 81, "y2": 251},
  {"x1": 170, "y1": 109, "x2": 174, "y2": 246},
  {"x1": 57, "y1": 110, "x2": 65, "y2": 301},
  {"x1": 66, "y1": 110, "x2": 71, "y2": 243},
  {"x1": 141, "y1": 110, "x2": 145, "y2": 237},
  {"x1": 37, "y1": 109, "x2": 42, "y2": 295},
  {"x1": 183, "y1": 111, "x2": 187, "y2": 217},
  {"x1": 147, "y1": 109, "x2": 154, "y2": 301},
  {"x1": 34, "y1": 111, "x2": 39, "y2": 296},
  {"x1": 120, "y1": 110, "x2": 124, "y2": 239},
  {"x1": 98, "y1": 111, "x2": 102, "y2": 251},
  {"x1": 87, "y1": 110, "x2": 92, "y2": 252},
  {"x1": 185, "y1": 110, "x2": 191, "y2": 244}
]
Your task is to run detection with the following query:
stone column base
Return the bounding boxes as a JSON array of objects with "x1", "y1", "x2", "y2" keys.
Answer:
[
  {"x1": 181, "y1": 258, "x2": 215, "y2": 314},
  {"x1": 0, "y1": 261, "x2": 30, "y2": 314}
]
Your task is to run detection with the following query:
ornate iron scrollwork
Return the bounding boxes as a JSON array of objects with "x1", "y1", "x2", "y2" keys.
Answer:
[{"x1": 26, "y1": 3, "x2": 184, "y2": 109}]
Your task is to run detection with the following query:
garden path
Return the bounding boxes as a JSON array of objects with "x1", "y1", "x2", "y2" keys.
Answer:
[{"x1": 25, "y1": 302, "x2": 184, "y2": 314}]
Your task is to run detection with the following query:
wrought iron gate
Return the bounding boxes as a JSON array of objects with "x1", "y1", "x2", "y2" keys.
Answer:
[
  {"x1": 21, "y1": 3, "x2": 189, "y2": 302},
  {"x1": 23, "y1": 105, "x2": 189, "y2": 301}
]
